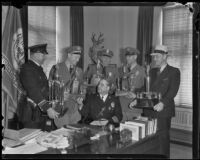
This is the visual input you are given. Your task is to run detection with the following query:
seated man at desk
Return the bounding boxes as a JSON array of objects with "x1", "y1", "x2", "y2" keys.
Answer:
[{"x1": 77, "y1": 78, "x2": 123, "y2": 127}]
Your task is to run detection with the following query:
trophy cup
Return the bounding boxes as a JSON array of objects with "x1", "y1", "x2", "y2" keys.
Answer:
[{"x1": 134, "y1": 64, "x2": 161, "y2": 109}]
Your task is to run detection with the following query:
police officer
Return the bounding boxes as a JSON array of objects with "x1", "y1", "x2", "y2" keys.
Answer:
[
  {"x1": 49, "y1": 46, "x2": 83, "y2": 128},
  {"x1": 18, "y1": 44, "x2": 59, "y2": 130},
  {"x1": 119, "y1": 47, "x2": 146, "y2": 92},
  {"x1": 84, "y1": 48, "x2": 118, "y2": 93},
  {"x1": 77, "y1": 78, "x2": 123, "y2": 127}
]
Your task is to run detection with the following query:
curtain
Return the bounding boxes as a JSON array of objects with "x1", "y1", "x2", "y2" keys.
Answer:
[
  {"x1": 70, "y1": 6, "x2": 84, "y2": 69},
  {"x1": 20, "y1": 5, "x2": 28, "y2": 62},
  {"x1": 137, "y1": 6, "x2": 154, "y2": 66}
]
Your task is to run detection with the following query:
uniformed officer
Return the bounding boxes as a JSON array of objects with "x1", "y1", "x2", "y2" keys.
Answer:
[
  {"x1": 84, "y1": 48, "x2": 118, "y2": 93},
  {"x1": 77, "y1": 78, "x2": 123, "y2": 127},
  {"x1": 119, "y1": 47, "x2": 146, "y2": 92},
  {"x1": 49, "y1": 45, "x2": 84, "y2": 128},
  {"x1": 18, "y1": 44, "x2": 59, "y2": 130}
]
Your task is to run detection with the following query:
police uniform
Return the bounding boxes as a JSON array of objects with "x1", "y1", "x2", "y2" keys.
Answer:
[
  {"x1": 84, "y1": 49, "x2": 119, "y2": 93},
  {"x1": 49, "y1": 46, "x2": 83, "y2": 128},
  {"x1": 18, "y1": 44, "x2": 51, "y2": 130},
  {"x1": 79, "y1": 93, "x2": 123, "y2": 127},
  {"x1": 118, "y1": 47, "x2": 146, "y2": 92}
]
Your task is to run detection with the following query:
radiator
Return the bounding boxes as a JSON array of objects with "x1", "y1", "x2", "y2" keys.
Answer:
[{"x1": 171, "y1": 107, "x2": 192, "y2": 131}]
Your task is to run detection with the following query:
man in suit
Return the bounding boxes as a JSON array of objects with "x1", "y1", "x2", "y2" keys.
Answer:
[
  {"x1": 130, "y1": 45, "x2": 181, "y2": 158},
  {"x1": 18, "y1": 44, "x2": 59, "y2": 130},
  {"x1": 48, "y1": 46, "x2": 83, "y2": 128},
  {"x1": 84, "y1": 49, "x2": 118, "y2": 94},
  {"x1": 77, "y1": 78, "x2": 123, "y2": 127}
]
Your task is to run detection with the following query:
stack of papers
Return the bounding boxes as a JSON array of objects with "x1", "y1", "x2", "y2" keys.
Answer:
[
  {"x1": 3, "y1": 142, "x2": 47, "y2": 154},
  {"x1": 90, "y1": 119, "x2": 108, "y2": 126}
]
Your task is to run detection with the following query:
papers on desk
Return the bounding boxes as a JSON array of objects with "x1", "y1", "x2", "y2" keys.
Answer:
[
  {"x1": 36, "y1": 132, "x2": 70, "y2": 149},
  {"x1": 3, "y1": 142, "x2": 47, "y2": 154},
  {"x1": 90, "y1": 119, "x2": 108, "y2": 126},
  {"x1": 3, "y1": 128, "x2": 43, "y2": 148},
  {"x1": 51, "y1": 127, "x2": 75, "y2": 137}
]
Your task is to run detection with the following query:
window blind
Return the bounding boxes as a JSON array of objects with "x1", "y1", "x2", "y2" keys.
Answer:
[{"x1": 163, "y1": 5, "x2": 193, "y2": 107}]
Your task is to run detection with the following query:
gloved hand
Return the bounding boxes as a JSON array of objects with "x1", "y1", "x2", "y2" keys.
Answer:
[{"x1": 47, "y1": 108, "x2": 60, "y2": 119}]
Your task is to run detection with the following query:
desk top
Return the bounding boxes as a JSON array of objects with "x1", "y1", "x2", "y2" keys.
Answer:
[{"x1": 38, "y1": 124, "x2": 160, "y2": 155}]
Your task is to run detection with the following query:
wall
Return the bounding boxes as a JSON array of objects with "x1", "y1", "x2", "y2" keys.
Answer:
[
  {"x1": 83, "y1": 6, "x2": 139, "y2": 71},
  {"x1": 56, "y1": 6, "x2": 70, "y2": 63}
]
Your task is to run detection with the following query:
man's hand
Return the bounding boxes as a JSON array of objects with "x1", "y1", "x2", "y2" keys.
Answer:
[
  {"x1": 153, "y1": 102, "x2": 164, "y2": 112},
  {"x1": 47, "y1": 108, "x2": 60, "y2": 119},
  {"x1": 125, "y1": 91, "x2": 136, "y2": 99},
  {"x1": 64, "y1": 90, "x2": 70, "y2": 101},
  {"x1": 76, "y1": 97, "x2": 84, "y2": 110},
  {"x1": 129, "y1": 99, "x2": 137, "y2": 109}
]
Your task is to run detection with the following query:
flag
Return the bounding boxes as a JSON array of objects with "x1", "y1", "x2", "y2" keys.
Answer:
[{"x1": 2, "y1": 6, "x2": 25, "y2": 128}]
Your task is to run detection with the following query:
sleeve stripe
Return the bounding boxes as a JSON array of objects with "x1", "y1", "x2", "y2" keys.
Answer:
[
  {"x1": 27, "y1": 98, "x2": 37, "y2": 108},
  {"x1": 38, "y1": 99, "x2": 47, "y2": 108}
]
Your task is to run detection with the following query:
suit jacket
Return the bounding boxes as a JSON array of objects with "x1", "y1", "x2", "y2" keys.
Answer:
[
  {"x1": 18, "y1": 60, "x2": 50, "y2": 127},
  {"x1": 143, "y1": 64, "x2": 181, "y2": 118},
  {"x1": 80, "y1": 93, "x2": 123, "y2": 126}
]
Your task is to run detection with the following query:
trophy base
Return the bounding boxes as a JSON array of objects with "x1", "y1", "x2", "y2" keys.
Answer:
[{"x1": 134, "y1": 98, "x2": 159, "y2": 109}]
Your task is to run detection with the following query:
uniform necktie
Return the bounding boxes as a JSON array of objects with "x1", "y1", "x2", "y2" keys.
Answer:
[{"x1": 102, "y1": 66, "x2": 106, "y2": 77}]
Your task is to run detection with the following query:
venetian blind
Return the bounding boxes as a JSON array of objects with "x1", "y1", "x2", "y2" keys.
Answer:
[
  {"x1": 163, "y1": 5, "x2": 193, "y2": 107},
  {"x1": 28, "y1": 6, "x2": 56, "y2": 77}
]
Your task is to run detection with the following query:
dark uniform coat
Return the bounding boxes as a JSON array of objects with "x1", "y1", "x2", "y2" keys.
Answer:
[
  {"x1": 18, "y1": 60, "x2": 51, "y2": 129},
  {"x1": 79, "y1": 93, "x2": 123, "y2": 127},
  {"x1": 143, "y1": 64, "x2": 180, "y2": 157}
]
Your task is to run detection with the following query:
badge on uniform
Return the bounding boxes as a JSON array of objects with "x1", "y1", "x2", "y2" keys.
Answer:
[{"x1": 109, "y1": 102, "x2": 115, "y2": 111}]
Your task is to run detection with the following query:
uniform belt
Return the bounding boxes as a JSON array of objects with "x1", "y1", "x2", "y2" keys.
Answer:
[{"x1": 27, "y1": 97, "x2": 37, "y2": 108}]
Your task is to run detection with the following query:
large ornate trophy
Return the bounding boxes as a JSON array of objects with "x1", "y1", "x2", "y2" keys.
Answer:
[
  {"x1": 134, "y1": 64, "x2": 161, "y2": 109},
  {"x1": 48, "y1": 66, "x2": 86, "y2": 117}
]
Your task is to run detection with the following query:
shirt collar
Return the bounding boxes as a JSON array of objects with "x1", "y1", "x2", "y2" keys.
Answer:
[
  {"x1": 160, "y1": 63, "x2": 167, "y2": 73},
  {"x1": 100, "y1": 94, "x2": 108, "y2": 101},
  {"x1": 30, "y1": 59, "x2": 41, "y2": 67},
  {"x1": 130, "y1": 63, "x2": 137, "y2": 70}
]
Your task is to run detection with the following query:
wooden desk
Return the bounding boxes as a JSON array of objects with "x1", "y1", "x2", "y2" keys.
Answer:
[{"x1": 38, "y1": 124, "x2": 161, "y2": 155}]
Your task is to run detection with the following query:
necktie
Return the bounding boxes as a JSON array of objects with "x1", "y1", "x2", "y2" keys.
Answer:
[
  {"x1": 102, "y1": 66, "x2": 106, "y2": 77},
  {"x1": 157, "y1": 68, "x2": 161, "y2": 76},
  {"x1": 101, "y1": 96, "x2": 104, "y2": 101}
]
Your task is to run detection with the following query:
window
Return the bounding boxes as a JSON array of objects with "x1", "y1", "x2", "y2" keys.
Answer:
[
  {"x1": 28, "y1": 6, "x2": 56, "y2": 77},
  {"x1": 162, "y1": 5, "x2": 193, "y2": 108}
]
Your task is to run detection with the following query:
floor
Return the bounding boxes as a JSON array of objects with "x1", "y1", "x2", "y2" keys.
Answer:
[
  {"x1": 170, "y1": 143, "x2": 192, "y2": 159},
  {"x1": 170, "y1": 128, "x2": 192, "y2": 159}
]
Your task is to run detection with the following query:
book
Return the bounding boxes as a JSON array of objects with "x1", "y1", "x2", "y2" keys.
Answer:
[
  {"x1": 125, "y1": 121, "x2": 146, "y2": 138},
  {"x1": 120, "y1": 123, "x2": 141, "y2": 141},
  {"x1": 3, "y1": 128, "x2": 42, "y2": 143}
]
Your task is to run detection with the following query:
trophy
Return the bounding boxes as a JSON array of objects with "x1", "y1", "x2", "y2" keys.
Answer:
[{"x1": 134, "y1": 63, "x2": 161, "y2": 109}]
